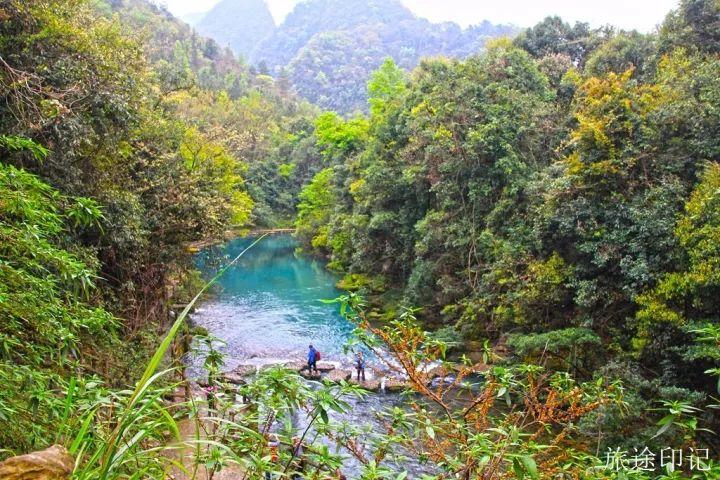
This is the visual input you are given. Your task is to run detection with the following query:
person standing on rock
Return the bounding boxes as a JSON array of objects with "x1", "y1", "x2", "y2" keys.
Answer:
[
  {"x1": 307, "y1": 344, "x2": 319, "y2": 375},
  {"x1": 354, "y1": 351, "x2": 366, "y2": 381}
]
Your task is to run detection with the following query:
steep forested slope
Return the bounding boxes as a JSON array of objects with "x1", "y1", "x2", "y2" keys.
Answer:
[
  {"x1": 0, "y1": 0, "x2": 321, "y2": 454},
  {"x1": 102, "y1": 0, "x2": 325, "y2": 227},
  {"x1": 98, "y1": 0, "x2": 258, "y2": 97}
]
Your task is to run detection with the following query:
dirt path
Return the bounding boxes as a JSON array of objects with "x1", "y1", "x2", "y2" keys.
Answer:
[{"x1": 166, "y1": 387, "x2": 246, "y2": 480}]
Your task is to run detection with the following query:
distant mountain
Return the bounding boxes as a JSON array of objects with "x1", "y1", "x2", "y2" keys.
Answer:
[
  {"x1": 181, "y1": 11, "x2": 207, "y2": 26},
  {"x1": 251, "y1": 0, "x2": 415, "y2": 68},
  {"x1": 197, "y1": 0, "x2": 516, "y2": 112},
  {"x1": 281, "y1": 17, "x2": 517, "y2": 112},
  {"x1": 195, "y1": 0, "x2": 276, "y2": 60}
]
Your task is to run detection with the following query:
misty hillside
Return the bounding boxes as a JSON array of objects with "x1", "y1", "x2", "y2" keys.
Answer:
[
  {"x1": 251, "y1": 0, "x2": 416, "y2": 67},
  {"x1": 195, "y1": 0, "x2": 276, "y2": 60},
  {"x1": 195, "y1": 0, "x2": 516, "y2": 112}
]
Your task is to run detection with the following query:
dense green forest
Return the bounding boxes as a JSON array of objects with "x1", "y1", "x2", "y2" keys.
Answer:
[
  {"x1": 294, "y1": 0, "x2": 720, "y2": 466},
  {"x1": 0, "y1": 0, "x2": 320, "y2": 454},
  {"x1": 1, "y1": 0, "x2": 719, "y2": 478}
]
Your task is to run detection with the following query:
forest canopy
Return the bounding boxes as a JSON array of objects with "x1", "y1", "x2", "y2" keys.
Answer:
[{"x1": 295, "y1": 0, "x2": 720, "y2": 460}]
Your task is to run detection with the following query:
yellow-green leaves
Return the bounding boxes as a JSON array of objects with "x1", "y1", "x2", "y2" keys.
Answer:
[
  {"x1": 635, "y1": 163, "x2": 720, "y2": 348},
  {"x1": 179, "y1": 128, "x2": 254, "y2": 228},
  {"x1": 295, "y1": 168, "x2": 335, "y2": 251},
  {"x1": 315, "y1": 112, "x2": 369, "y2": 159},
  {"x1": 367, "y1": 58, "x2": 407, "y2": 120}
]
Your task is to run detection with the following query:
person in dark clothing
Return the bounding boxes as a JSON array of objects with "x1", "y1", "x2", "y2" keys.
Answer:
[
  {"x1": 307, "y1": 344, "x2": 318, "y2": 375},
  {"x1": 354, "y1": 351, "x2": 366, "y2": 381}
]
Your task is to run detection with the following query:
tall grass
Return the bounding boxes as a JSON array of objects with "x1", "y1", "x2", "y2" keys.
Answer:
[{"x1": 72, "y1": 235, "x2": 268, "y2": 479}]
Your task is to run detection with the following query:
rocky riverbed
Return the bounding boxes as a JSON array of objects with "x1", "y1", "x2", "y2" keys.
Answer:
[{"x1": 214, "y1": 359, "x2": 489, "y2": 393}]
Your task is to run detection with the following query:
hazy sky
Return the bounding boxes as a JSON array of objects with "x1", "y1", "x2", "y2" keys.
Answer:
[{"x1": 161, "y1": 0, "x2": 680, "y2": 32}]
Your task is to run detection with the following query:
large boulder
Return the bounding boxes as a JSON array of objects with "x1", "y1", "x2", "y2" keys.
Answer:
[
  {"x1": 221, "y1": 365, "x2": 256, "y2": 384},
  {"x1": 0, "y1": 445, "x2": 73, "y2": 480}
]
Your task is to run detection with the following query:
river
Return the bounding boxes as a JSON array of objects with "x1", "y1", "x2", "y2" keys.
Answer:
[
  {"x1": 191, "y1": 234, "x2": 357, "y2": 371},
  {"x1": 189, "y1": 234, "x2": 445, "y2": 477}
]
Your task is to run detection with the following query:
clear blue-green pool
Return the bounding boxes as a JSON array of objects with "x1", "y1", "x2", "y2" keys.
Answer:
[{"x1": 192, "y1": 234, "x2": 355, "y2": 368}]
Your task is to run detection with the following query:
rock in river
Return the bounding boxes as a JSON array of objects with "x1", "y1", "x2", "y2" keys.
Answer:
[
  {"x1": 383, "y1": 378, "x2": 409, "y2": 393},
  {"x1": 284, "y1": 361, "x2": 337, "y2": 373},
  {"x1": 349, "y1": 378, "x2": 381, "y2": 392},
  {"x1": 325, "y1": 369, "x2": 352, "y2": 382}
]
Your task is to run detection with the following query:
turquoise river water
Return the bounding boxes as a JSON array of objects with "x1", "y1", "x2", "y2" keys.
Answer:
[{"x1": 191, "y1": 234, "x2": 357, "y2": 370}]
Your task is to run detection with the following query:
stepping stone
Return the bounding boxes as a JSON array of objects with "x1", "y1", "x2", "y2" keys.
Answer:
[
  {"x1": 284, "y1": 361, "x2": 337, "y2": 373},
  {"x1": 317, "y1": 362, "x2": 337, "y2": 372},
  {"x1": 259, "y1": 362, "x2": 287, "y2": 372},
  {"x1": 424, "y1": 365, "x2": 450, "y2": 380},
  {"x1": 430, "y1": 375, "x2": 457, "y2": 389},
  {"x1": 349, "y1": 378, "x2": 381, "y2": 392},
  {"x1": 299, "y1": 371, "x2": 322, "y2": 380},
  {"x1": 284, "y1": 361, "x2": 306, "y2": 371},
  {"x1": 221, "y1": 372, "x2": 247, "y2": 385},
  {"x1": 450, "y1": 362, "x2": 490, "y2": 374},
  {"x1": 383, "y1": 378, "x2": 409, "y2": 393},
  {"x1": 325, "y1": 369, "x2": 352, "y2": 383}
]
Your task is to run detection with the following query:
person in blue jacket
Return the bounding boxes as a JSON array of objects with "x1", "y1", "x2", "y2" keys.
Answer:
[{"x1": 307, "y1": 344, "x2": 318, "y2": 375}]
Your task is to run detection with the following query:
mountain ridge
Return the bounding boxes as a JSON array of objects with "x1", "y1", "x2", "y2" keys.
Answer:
[{"x1": 194, "y1": 0, "x2": 517, "y2": 112}]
